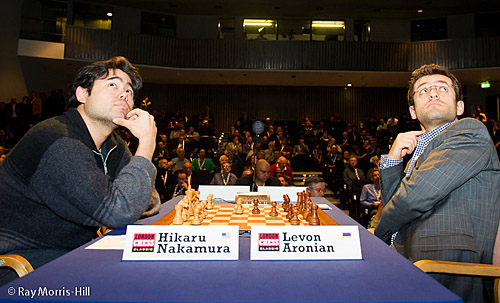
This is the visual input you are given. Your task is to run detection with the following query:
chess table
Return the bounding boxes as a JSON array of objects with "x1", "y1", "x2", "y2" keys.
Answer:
[
  {"x1": 0, "y1": 196, "x2": 462, "y2": 303},
  {"x1": 154, "y1": 203, "x2": 337, "y2": 232}
]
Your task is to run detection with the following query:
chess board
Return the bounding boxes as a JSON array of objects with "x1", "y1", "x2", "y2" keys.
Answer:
[{"x1": 154, "y1": 204, "x2": 337, "y2": 232}]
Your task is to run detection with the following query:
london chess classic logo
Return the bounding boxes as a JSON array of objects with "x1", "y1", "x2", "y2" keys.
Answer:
[
  {"x1": 132, "y1": 233, "x2": 156, "y2": 252},
  {"x1": 258, "y1": 233, "x2": 280, "y2": 251}
]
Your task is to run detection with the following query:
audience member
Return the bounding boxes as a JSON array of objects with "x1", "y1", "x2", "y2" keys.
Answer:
[
  {"x1": 236, "y1": 159, "x2": 281, "y2": 188},
  {"x1": 270, "y1": 156, "x2": 294, "y2": 182},
  {"x1": 171, "y1": 148, "x2": 190, "y2": 171},
  {"x1": 305, "y1": 176, "x2": 326, "y2": 197},
  {"x1": 166, "y1": 171, "x2": 188, "y2": 200},
  {"x1": 210, "y1": 162, "x2": 238, "y2": 185},
  {"x1": 343, "y1": 155, "x2": 366, "y2": 191},
  {"x1": 192, "y1": 148, "x2": 215, "y2": 174},
  {"x1": 155, "y1": 158, "x2": 174, "y2": 202},
  {"x1": 359, "y1": 169, "x2": 381, "y2": 219},
  {"x1": 292, "y1": 138, "x2": 310, "y2": 171}
]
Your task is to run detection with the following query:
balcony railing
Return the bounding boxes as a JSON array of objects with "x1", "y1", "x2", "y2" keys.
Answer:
[{"x1": 64, "y1": 25, "x2": 500, "y2": 72}]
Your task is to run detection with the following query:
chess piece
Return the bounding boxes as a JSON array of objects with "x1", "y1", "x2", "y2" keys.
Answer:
[
  {"x1": 269, "y1": 201, "x2": 279, "y2": 217},
  {"x1": 305, "y1": 191, "x2": 311, "y2": 203},
  {"x1": 252, "y1": 199, "x2": 260, "y2": 214},
  {"x1": 172, "y1": 204, "x2": 184, "y2": 225},
  {"x1": 287, "y1": 204, "x2": 293, "y2": 220},
  {"x1": 200, "y1": 200, "x2": 208, "y2": 218},
  {"x1": 302, "y1": 203, "x2": 310, "y2": 221},
  {"x1": 235, "y1": 198, "x2": 244, "y2": 215},
  {"x1": 207, "y1": 194, "x2": 214, "y2": 210},
  {"x1": 290, "y1": 207, "x2": 300, "y2": 225},
  {"x1": 306, "y1": 201, "x2": 313, "y2": 222},
  {"x1": 191, "y1": 205, "x2": 202, "y2": 225},
  {"x1": 309, "y1": 204, "x2": 320, "y2": 225}
]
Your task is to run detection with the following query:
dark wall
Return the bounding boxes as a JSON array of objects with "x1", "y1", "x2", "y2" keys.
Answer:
[{"x1": 139, "y1": 84, "x2": 409, "y2": 131}]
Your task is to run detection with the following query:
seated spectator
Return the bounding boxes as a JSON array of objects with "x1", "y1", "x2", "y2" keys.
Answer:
[
  {"x1": 227, "y1": 150, "x2": 243, "y2": 178},
  {"x1": 339, "y1": 131, "x2": 351, "y2": 151},
  {"x1": 323, "y1": 142, "x2": 343, "y2": 196},
  {"x1": 360, "y1": 169, "x2": 381, "y2": 219},
  {"x1": 342, "y1": 150, "x2": 351, "y2": 170},
  {"x1": 166, "y1": 171, "x2": 188, "y2": 200},
  {"x1": 242, "y1": 135, "x2": 253, "y2": 159},
  {"x1": 153, "y1": 140, "x2": 169, "y2": 164},
  {"x1": 225, "y1": 135, "x2": 242, "y2": 154},
  {"x1": 171, "y1": 148, "x2": 190, "y2": 171},
  {"x1": 343, "y1": 155, "x2": 366, "y2": 192},
  {"x1": 186, "y1": 126, "x2": 200, "y2": 142},
  {"x1": 192, "y1": 148, "x2": 215, "y2": 174},
  {"x1": 312, "y1": 143, "x2": 323, "y2": 170},
  {"x1": 268, "y1": 150, "x2": 281, "y2": 166},
  {"x1": 305, "y1": 176, "x2": 326, "y2": 197},
  {"x1": 275, "y1": 166, "x2": 293, "y2": 186},
  {"x1": 292, "y1": 138, "x2": 310, "y2": 171},
  {"x1": 218, "y1": 154, "x2": 229, "y2": 172},
  {"x1": 236, "y1": 159, "x2": 281, "y2": 188},
  {"x1": 276, "y1": 137, "x2": 292, "y2": 159},
  {"x1": 182, "y1": 161, "x2": 202, "y2": 190},
  {"x1": 319, "y1": 131, "x2": 332, "y2": 149},
  {"x1": 278, "y1": 176, "x2": 288, "y2": 186},
  {"x1": 210, "y1": 162, "x2": 238, "y2": 185},
  {"x1": 264, "y1": 141, "x2": 276, "y2": 162},
  {"x1": 270, "y1": 156, "x2": 294, "y2": 182},
  {"x1": 155, "y1": 158, "x2": 174, "y2": 202}
]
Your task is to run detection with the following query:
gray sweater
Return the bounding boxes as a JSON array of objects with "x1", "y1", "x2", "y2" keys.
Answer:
[{"x1": 0, "y1": 108, "x2": 159, "y2": 253}]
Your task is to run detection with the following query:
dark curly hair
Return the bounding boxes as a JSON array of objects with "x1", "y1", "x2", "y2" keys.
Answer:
[{"x1": 68, "y1": 56, "x2": 142, "y2": 107}]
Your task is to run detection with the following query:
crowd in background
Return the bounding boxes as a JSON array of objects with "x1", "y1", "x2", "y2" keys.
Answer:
[{"x1": 2, "y1": 92, "x2": 500, "y2": 202}]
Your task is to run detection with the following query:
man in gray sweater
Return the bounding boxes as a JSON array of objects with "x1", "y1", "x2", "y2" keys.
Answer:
[{"x1": 0, "y1": 57, "x2": 160, "y2": 285}]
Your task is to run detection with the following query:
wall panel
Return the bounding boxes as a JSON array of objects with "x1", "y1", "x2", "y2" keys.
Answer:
[{"x1": 138, "y1": 84, "x2": 408, "y2": 132}]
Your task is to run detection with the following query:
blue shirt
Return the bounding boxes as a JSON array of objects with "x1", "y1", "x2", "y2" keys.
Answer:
[{"x1": 360, "y1": 183, "x2": 381, "y2": 209}]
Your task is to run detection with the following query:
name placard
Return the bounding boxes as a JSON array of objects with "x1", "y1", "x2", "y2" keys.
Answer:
[
  {"x1": 250, "y1": 226, "x2": 362, "y2": 260},
  {"x1": 122, "y1": 225, "x2": 239, "y2": 261}
]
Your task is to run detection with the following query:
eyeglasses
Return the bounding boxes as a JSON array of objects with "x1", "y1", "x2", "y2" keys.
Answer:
[
  {"x1": 312, "y1": 188, "x2": 324, "y2": 193},
  {"x1": 413, "y1": 84, "x2": 451, "y2": 97}
]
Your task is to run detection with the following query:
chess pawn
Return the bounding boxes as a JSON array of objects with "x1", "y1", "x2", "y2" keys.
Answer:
[
  {"x1": 191, "y1": 205, "x2": 202, "y2": 225},
  {"x1": 269, "y1": 201, "x2": 279, "y2": 217},
  {"x1": 309, "y1": 204, "x2": 320, "y2": 226},
  {"x1": 290, "y1": 207, "x2": 300, "y2": 225},
  {"x1": 172, "y1": 204, "x2": 184, "y2": 225},
  {"x1": 235, "y1": 198, "x2": 244, "y2": 215},
  {"x1": 252, "y1": 199, "x2": 260, "y2": 214}
]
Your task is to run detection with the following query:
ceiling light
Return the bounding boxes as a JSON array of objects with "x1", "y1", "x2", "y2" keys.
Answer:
[
  {"x1": 107, "y1": 12, "x2": 113, "y2": 17},
  {"x1": 417, "y1": 9, "x2": 423, "y2": 13},
  {"x1": 347, "y1": 83, "x2": 352, "y2": 87},
  {"x1": 312, "y1": 21, "x2": 345, "y2": 28},
  {"x1": 244, "y1": 19, "x2": 275, "y2": 27}
]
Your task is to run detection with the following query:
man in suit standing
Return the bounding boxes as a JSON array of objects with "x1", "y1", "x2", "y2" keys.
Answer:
[{"x1": 374, "y1": 64, "x2": 500, "y2": 303}]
